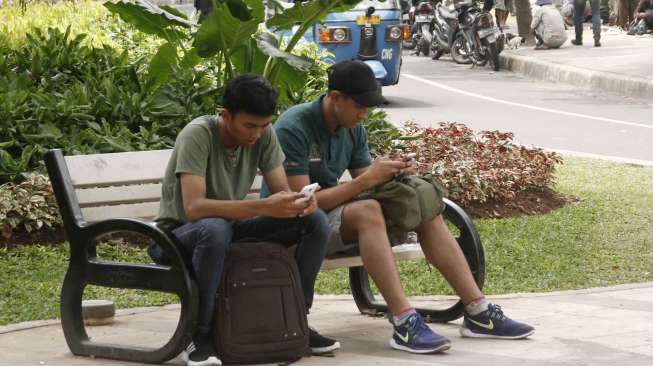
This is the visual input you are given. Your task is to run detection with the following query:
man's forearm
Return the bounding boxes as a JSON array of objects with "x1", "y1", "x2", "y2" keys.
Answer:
[
  {"x1": 185, "y1": 198, "x2": 266, "y2": 221},
  {"x1": 315, "y1": 175, "x2": 376, "y2": 212}
]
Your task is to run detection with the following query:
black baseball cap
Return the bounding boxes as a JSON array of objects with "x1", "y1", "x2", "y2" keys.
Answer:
[{"x1": 327, "y1": 60, "x2": 388, "y2": 107}]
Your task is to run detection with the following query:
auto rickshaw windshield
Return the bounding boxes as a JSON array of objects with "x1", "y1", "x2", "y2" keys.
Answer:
[
  {"x1": 276, "y1": 0, "x2": 400, "y2": 9},
  {"x1": 354, "y1": 0, "x2": 400, "y2": 9}
]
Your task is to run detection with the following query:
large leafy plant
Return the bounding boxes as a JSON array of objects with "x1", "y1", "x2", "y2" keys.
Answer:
[{"x1": 103, "y1": 0, "x2": 370, "y2": 99}]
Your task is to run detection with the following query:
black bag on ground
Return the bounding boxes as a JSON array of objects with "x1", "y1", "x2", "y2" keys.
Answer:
[{"x1": 214, "y1": 241, "x2": 309, "y2": 365}]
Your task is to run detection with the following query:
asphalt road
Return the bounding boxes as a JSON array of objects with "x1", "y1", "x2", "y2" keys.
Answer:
[{"x1": 380, "y1": 53, "x2": 653, "y2": 164}]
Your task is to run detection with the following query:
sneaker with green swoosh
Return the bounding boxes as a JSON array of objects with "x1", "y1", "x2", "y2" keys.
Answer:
[
  {"x1": 390, "y1": 313, "x2": 451, "y2": 353},
  {"x1": 461, "y1": 304, "x2": 535, "y2": 339}
]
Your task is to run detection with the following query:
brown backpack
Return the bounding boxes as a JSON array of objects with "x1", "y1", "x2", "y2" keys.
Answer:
[{"x1": 214, "y1": 242, "x2": 309, "y2": 364}]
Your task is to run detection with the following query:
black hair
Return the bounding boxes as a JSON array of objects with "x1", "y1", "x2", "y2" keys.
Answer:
[{"x1": 222, "y1": 73, "x2": 278, "y2": 117}]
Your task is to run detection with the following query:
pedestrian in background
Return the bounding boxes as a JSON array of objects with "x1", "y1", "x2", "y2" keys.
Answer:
[
  {"x1": 617, "y1": 0, "x2": 639, "y2": 29},
  {"x1": 562, "y1": 0, "x2": 576, "y2": 26},
  {"x1": 572, "y1": 0, "x2": 602, "y2": 46},
  {"x1": 494, "y1": 0, "x2": 514, "y2": 28},
  {"x1": 634, "y1": 0, "x2": 653, "y2": 31},
  {"x1": 531, "y1": 0, "x2": 569, "y2": 49}
]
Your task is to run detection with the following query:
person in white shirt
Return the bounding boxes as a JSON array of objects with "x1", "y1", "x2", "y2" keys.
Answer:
[{"x1": 531, "y1": 0, "x2": 569, "y2": 49}]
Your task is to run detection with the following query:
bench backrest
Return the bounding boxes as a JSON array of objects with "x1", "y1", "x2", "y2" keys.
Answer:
[{"x1": 52, "y1": 149, "x2": 351, "y2": 224}]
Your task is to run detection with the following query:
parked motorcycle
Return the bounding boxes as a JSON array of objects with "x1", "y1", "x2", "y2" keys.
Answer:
[
  {"x1": 409, "y1": 0, "x2": 436, "y2": 56},
  {"x1": 400, "y1": 0, "x2": 416, "y2": 49},
  {"x1": 453, "y1": 0, "x2": 503, "y2": 71},
  {"x1": 430, "y1": 2, "x2": 470, "y2": 64}
]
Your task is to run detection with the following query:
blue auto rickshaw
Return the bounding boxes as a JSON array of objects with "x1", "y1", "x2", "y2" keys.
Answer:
[{"x1": 273, "y1": 0, "x2": 407, "y2": 86}]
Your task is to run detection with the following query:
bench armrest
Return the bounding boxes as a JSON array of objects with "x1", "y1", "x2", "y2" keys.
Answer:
[{"x1": 81, "y1": 218, "x2": 187, "y2": 270}]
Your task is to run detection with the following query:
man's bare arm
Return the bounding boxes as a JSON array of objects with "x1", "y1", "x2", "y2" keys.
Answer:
[
  {"x1": 180, "y1": 173, "x2": 305, "y2": 221},
  {"x1": 286, "y1": 158, "x2": 409, "y2": 212},
  {"x1": 262, "y1": 165, "x2": 291, "y2": 194}
]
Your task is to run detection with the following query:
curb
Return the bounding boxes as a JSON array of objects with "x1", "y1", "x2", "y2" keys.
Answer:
[{"x1": 500, "y1": 52, "x2": 653, "y2": 100}]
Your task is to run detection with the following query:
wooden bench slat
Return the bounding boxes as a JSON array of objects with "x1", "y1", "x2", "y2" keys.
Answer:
[
  {"x1": 65, "y1": 150, "x2": 172, "y2": 188},
  {"x1": 82, "y1": 202, "x2": 160, "y2": 223},
  {"x1": 76, "y1": 184, "x2": 162, "y2": 208},
  {"x1": 321, "y1": 243, "x2": 424, "y2": 270}
]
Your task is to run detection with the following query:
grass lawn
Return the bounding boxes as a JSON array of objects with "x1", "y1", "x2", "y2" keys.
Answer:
[{"x1": 1, "y1": 156, "x2": 652, "y2": 325}]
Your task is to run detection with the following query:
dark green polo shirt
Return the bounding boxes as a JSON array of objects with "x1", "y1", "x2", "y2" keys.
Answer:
[{"x1": 261, "y1": 96, "x2": 372, "y2": 196}]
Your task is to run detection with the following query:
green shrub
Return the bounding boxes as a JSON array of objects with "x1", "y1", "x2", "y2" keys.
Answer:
[
  {"x1": 0, "y1": 174, "x2": 61, "y2": 238},
  {"x1": 0, "y1": 0, "x2": 163, "y2": 53},
  {"x1": 401, "y1": 122, "x2": 561, "y2": 205},
  {"x1": 0, "y1": 26, "x2": 218, "y2": 181}
]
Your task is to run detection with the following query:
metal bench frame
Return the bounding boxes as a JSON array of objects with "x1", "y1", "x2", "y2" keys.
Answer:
[{"x1": 45, "y1": 148, "x2": 485, "y2": 364}]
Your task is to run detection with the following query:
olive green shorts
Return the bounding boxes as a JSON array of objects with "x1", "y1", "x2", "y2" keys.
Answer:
[{"x1": 325, "y1": 204, "x2": 408, "y2": 256}]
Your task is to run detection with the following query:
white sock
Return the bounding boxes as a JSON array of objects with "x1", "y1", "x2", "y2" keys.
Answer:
[
  {"x1": 465, "y1": 297, "x2": 489, "y2": 316},
  {"x1": 393, "y1": 308, "x2": 417, "y2": 325}
]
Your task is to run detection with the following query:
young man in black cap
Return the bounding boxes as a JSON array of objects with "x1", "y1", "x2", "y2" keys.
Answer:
[{"x1": 264, "y1": 60, "x2": 535, "y2": 354}]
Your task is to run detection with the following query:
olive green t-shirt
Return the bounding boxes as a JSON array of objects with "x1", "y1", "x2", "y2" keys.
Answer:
[{"x1": 157, "y1": 115, "x2": 285, "y2": 223}]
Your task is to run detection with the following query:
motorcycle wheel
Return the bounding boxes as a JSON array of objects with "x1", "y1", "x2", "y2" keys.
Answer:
[
  {"x1": 421, "y1": 23, "x2": 432, "y2": 44},
  {"x1": 432, "y1": 49, "x2": 444, "y2": 60},
  {"x1": 472, "y1": 50, "x2": 488, "y2": 66},
  {"x1": 419, "y1": 37, "x2": 430, "y2": 57},
  {"x1": 451, "y1": 34, "x2": 472, "y2": 65},
  {"x1": 484, "y1": 39, "x2": 500, "y2": 71}
]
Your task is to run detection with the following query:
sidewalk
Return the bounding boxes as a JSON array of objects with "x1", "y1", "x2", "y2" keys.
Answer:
[
  {"x1": 2, "y1": 282, "x2": 653, "y2": 366},
  {"x1": 499, "y1": 25, "x2": 653, "y2": 99}
]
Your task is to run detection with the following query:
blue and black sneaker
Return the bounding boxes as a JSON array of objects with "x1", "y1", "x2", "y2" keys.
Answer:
[
  {"x1": 390, "y1": 312, "x2": 451, "y2": 354},
  {"x1": 461, "y1": 304, "x2": 535, "y2": 339}
]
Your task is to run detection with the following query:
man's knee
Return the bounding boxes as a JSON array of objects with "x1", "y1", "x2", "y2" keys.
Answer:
[
  {"x1": 301, "y1": 208, "x2": 329, "y2": 231},
  {"x1": 346, "y1": 199, "x2": 385, "y2": 226},
  {"x1": 417, "y1": 213, "x2": 447, "y2": 232},
  {"x1": 196, "y1": 217, "x2": 232, "y2": 251}
]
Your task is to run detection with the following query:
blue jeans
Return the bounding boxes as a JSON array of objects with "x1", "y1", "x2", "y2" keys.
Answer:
[
  {"x1": 172, "y1": 210, "x2": 330, "y2": 334},
  {"x1": 574, "y1": 0, "x2": 601, "y2": 39}
]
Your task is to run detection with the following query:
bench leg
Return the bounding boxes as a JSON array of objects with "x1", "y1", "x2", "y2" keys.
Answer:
[
  {"x1": 60, "y1": 266, "x2": 199, "y2": 363},
  {"x1": 348, "y1": 198, "x2": 485, "y2": 323},
  {"x1": 60, "y1": 268, "x2": 88, "y2": 355},
  {"x1": 349, "y1": 266, "x2": 467, "y2": 322}
]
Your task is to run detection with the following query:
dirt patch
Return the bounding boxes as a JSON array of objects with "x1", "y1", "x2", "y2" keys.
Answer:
[
  {"x1": 462, "y1": 188, "x2": 581, "y2": 219},
  {"x1": 0, "y1": 227, "x2": 66, "y2": 249},
  {"x1": 1, "y1": 188, "x2": 581, "y2": 248},
  {"x1": 0, "y1": 229, "x2": 152, "y2": 249}
]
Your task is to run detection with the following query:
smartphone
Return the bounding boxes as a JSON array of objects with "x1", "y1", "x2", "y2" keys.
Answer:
[{"x1": 295, "y1": 183, "x2": 320, "y2": 203}]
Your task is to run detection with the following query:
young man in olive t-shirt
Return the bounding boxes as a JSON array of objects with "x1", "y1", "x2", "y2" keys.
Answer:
[{"x1": 154, "y1": 74, "x2": 338, "y2": 366}]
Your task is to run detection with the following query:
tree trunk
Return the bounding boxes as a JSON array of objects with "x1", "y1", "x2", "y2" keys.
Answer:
[{"x1": 514, "y1": 0, "x2": 534, "y2": 43}]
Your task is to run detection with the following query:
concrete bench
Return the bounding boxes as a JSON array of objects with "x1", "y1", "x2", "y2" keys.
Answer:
[{"x1": 45, "y1": 148, "x2": 485, "y2": 364}]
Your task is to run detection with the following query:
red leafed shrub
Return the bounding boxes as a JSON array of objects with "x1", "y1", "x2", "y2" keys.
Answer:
[{"x1": 394, "y1": 122, "x2": 562, "y2": 206}]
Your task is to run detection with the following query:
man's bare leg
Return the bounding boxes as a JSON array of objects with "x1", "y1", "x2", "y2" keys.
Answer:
[
  {"x1": 340, "y1": 200, "x2": 452, "y2": 352},
  {"x1": 339, "y1": 199, "x2": 411, "y2": 315},
  {"x1": 415, "y1": 215, "x2": 483, "y2": 305}
]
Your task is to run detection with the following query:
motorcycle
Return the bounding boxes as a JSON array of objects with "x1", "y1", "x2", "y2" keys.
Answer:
[
  {"x1": 409, "y1": 0, "x2": 436, "y2": 56},
  {"x1": 430, "y1": 2, "x2": 470, "y2": 64},
  {"x1": 453, "y1": 0, "x2": 503, "y2": 71},
  {"x1": 400, "y1": 0, "x2": 416, "y2": 49}
]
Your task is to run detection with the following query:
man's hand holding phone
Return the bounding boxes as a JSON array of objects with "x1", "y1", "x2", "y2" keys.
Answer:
[
  {"x1": 295, "y1": 183, "x2": 320, "y2": 203},
  {"x1": 295, "y1": 183, "x2": 320, "y2": 217},
  {"x1": 398, "y1": 152, "x2": 417, "y2": 176}
]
